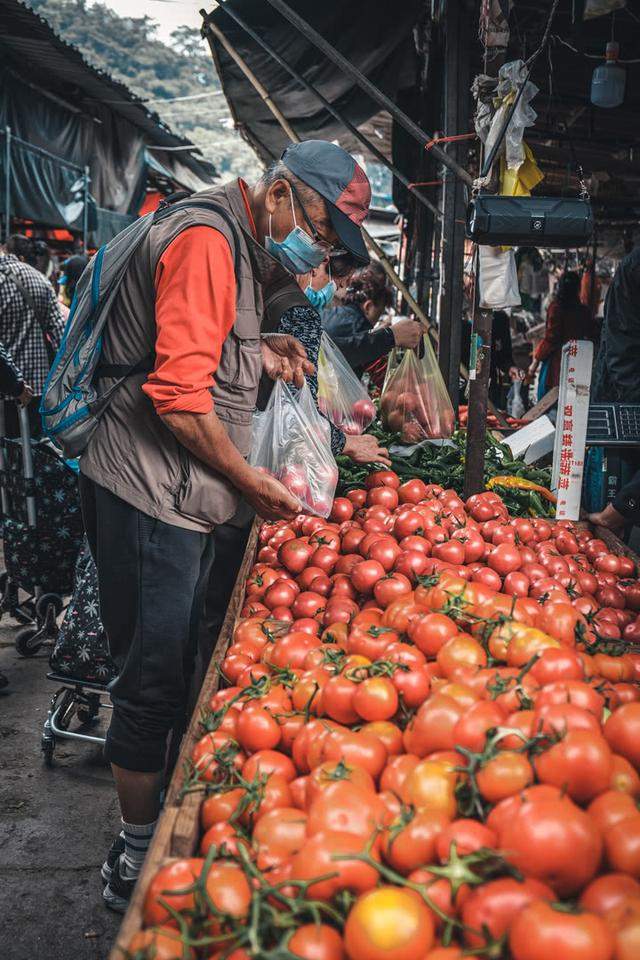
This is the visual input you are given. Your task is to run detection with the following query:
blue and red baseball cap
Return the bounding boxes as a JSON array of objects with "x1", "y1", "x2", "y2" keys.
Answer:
[{"x1": 281, "y1": 140, "x2": 371, "y2": 265}]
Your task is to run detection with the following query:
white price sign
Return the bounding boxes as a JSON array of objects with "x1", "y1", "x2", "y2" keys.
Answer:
[{"x1": 551, "y1": 339, "x2": 593, "y2": 521}]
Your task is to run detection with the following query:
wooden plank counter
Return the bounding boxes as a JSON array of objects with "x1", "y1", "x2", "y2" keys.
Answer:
[{"x1": 109, "y1": 521, "x2": 258, "y2": 959}]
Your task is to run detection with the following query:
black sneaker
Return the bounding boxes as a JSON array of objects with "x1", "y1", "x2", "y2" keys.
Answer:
[
  {"x1": 103, "y1": 854, "x2": 137, "y2": 913},
  {"x1": 100, "y1": 833, "x2": 125, "y2": 884}
]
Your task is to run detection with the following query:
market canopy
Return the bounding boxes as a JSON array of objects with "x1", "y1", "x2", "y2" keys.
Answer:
[
  {"x1": 0, "y1": 0, "x2": 216, "y2": 238},
  {"x1": 205, "y1": 0, "x2": 424, "y2": 164}
]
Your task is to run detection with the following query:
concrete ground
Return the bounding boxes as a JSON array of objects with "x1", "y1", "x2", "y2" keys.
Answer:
[{"x1": 0, "y1": 622, "x2": 121, "y2": 960}]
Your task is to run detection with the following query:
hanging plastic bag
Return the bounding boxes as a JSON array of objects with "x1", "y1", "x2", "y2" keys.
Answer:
[
  {"x1": 381, "y1": 344, "x2": 402, "y2": 397},
  {"x1": 380, "y1": 336, "x2": 455, "y2": 443},
  {"x1": 506, "y1": 379, "x2": 525, "y2": 419},
  {"x1": 317, "y1": 333, "x2": 376, "y2": 435},
  {"x1": 478, "y1": 246, "x2": 521, "y2": 309},
  {"x1": 250, "y1": 379, "x2": 338, "y2": 518}
]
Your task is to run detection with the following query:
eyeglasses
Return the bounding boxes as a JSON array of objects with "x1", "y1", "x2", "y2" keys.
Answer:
[{"x1": 287, "y1": 179, "x2": 339, "y2": 255}]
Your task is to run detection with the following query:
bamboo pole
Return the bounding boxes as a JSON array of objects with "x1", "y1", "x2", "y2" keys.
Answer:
[
  {"x1": 213, "y1": 0, "x2": 441, "y2": 220},
  {"x1": 260, "y1": 0, "x2": 474, "y2": 187},
  {"x1": 203, "y1": 13, "x2": 298, "y2": 142},
  {"x1": 202, "y1": 10, "x2": 436, "y2": 336},
  {"x1": 202, "y1": 11, "x2": 509, "y2": 426}
]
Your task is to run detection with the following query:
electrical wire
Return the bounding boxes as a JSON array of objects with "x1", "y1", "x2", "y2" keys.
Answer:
[
  {"x1": 551, "y1": 34, "x2": 640, "y2": 64},
  {"x1": 525, "y1": 0, "x2": 562, "y2": 68}
]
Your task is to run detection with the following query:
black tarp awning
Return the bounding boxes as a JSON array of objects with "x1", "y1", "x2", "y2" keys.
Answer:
[
  {"x1": 0, "y1": 0, "x2": 216, "y2": 238},
  {"x1": 206, "y1": 0, "x2": 424, "y2": 164}
]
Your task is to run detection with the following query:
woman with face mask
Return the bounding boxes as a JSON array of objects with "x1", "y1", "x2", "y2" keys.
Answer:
[
  {"x1": 269, "y1": 254, "x2": 390, "y2": 466},
  {"x1": 322, "y1": 264, "x2": 422, "y2": 375}
]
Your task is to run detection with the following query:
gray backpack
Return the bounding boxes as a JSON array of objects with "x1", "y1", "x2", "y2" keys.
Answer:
[{"x1": 40, "y1": 198, "x2": 240, "y2": 458}]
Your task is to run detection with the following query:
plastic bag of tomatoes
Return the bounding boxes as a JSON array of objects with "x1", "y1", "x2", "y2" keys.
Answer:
[
  {"x1": 317, "y1": 332, "x2": 376, "y2": 435},
  {"x1": 380, "y1": 336, "x2": 455, "y2": 443},
  {"x1": 250, "y1": 379, "x2": 338, "y2": 517}
]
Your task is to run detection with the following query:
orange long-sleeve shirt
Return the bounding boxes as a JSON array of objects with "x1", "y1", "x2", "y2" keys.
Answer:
[
  {"x1": 142, "y1": 180, "x2": 257, "y2": 416},
  {"x1": 142, "y1": 225, "x2": 237, "y2": 415}
]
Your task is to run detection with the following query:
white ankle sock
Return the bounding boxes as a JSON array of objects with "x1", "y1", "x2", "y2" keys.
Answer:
[{"x1": 121, "y1": 818, "x2": 156, "y2": 879}]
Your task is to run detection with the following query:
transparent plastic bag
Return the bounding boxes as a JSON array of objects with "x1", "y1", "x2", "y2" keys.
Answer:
[
  {"x1": 506, "y1": 380, "x2": 525, "y2": 419},
  {"x1": 250, "y1": 379, "x2": 338, "y2": 518},
  {"x1": 317, "y1": 333, "x2": 376, "y2": 435},
  {"x1": 380, "y1": 336, "x2": 455, "y2": 443}
]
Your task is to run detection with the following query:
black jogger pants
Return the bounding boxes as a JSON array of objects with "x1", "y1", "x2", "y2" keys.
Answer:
[{"x1": 79, "y1": 476, "x2": 215, "y2": 773}]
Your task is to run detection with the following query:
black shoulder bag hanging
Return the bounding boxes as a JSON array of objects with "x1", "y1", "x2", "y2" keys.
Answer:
[
  {"x1": 466, "y1": 193, "x2": 594, "y2": 248},
  {"x1": 466, "y1": 54, "x2": 594, "y2": 248}
]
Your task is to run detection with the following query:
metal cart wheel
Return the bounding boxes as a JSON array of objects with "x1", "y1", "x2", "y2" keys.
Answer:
[
  {"x1": 77, "y1": 693, "x2": 101, "y2": 725},
  {"x1": 14, "y1": 624, "x2": 45, "y2": 657},
  {"x1": 35, "y1": 593, "x2": 64, "y2": 622}
]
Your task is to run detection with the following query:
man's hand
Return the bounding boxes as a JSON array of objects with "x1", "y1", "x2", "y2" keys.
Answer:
[
  {"x1": 261, "y1": 334, "x2": 314, "y2": 387},
  {"x1": 343, "y1": 433, "x2": 391, "y2": 467},
  {"x1": 243, "y1": 469, "x2": 301, "y2": 521},
  {"x1": 17, "y1": 383, "x2": 34, "y2": 407},
  {"x1": 392, "y1": 319, "x2": 422, "y2": 349}
]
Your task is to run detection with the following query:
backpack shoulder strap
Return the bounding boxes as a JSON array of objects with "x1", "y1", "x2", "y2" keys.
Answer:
[
  {"x1": 94, "y1": 200, "x2": 244, "y2": 382},
  {"x1": 0, "y1": 262, "x2": 39, "y2": 317},
  {"x1": 153, "y1": 199, "x2": 243, "y2": 283}
]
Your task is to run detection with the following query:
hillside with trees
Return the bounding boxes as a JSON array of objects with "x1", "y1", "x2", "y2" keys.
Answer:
[{"x1": 27, "y1": 0, "x2": 261, "y2": 180}]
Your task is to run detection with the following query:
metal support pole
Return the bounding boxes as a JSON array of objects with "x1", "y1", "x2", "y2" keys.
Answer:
[
  {"x1": 463, "y1": 6, "x2": 504, "y2": 498},
  {"x1": 0, "y1": 401, "x2": 9, "y2": 517},
  {"x1": 257, "y1": 0, "x2": 474, "y2": 187},
  {"x1": 437, "y1": 0, "x2": 471, "y2": 407},
  {"x1": 4, "y1": 125, "x2": 11, "y2": 242},
  {"x1": 82, "y1": 164, "x2": 90, "y2": 250},
  {"x1": 18, "y1": 405, "x2": 37, "y2": 528},
  {"x1": 463, "y1": 269, "x2": 493, "y2": 498},
  {"x1": 210, "y1": 3, "x2": 440, "y2": 219},
  {"x1": 588, "y1": 229, "x2": 598, "y2": 319}
]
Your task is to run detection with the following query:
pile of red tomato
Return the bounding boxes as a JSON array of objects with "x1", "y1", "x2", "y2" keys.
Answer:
[{"x1": 129, "y1": 470, "x2": 640, "y2": 960}]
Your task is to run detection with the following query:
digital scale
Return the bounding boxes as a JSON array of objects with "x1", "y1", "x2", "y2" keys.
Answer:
[
  {"x1": 584, "y1": 404, "x2": 640, "y2": 512},
  {"x1": 587, "y1": 404, "x2": 640, "y2": 447}
]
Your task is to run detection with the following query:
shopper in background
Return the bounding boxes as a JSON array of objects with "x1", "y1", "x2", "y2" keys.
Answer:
[
  {"x1": 525, "y1": 271, "x2": 596, "y2": 394},
  {"x1": 322, "y1": 263, "x2": 421, "y2": 375},
  {"x1": 580, "y1": 258, "x2": 601, "y2": 321},
  {"x1": 0, "y1": 234, "x2": 65, "y2": 436},
  {"x1": 60, "y1": 242, "x2": 89, "y2": 307},
  {"x1": 588, "y1": 244, "x2": 640, "y2": 534},
  {"x1": 592, "y1": 244, "x2": 640, "y2": 405},
  {"x1": 0, "y1": 340, "x2": 33, "y2": 691}
]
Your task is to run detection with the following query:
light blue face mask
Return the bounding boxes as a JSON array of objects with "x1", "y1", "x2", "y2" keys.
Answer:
[
  {"x1": 265, "y1": 190, "x2": 328, "y2": 275},
  {"x1": 305, "y1": 280, "x2": 336, "y2": 310}
]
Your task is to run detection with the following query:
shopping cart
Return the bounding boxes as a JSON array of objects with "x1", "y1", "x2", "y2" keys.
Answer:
[
  {"x1": 0, "y1": 400, "x2": 84, "y2": 656},
  {"x1": 42, "y1": 543, "x2": 116, "y2": 765}
]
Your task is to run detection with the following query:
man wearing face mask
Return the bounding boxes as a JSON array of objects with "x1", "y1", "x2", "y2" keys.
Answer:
[
  {"x1": 323, "y1": 263, "x2": 422, "y2": 375},
  {"x1": 80, "y1": 140, "x2": 372, "y2": 913}
]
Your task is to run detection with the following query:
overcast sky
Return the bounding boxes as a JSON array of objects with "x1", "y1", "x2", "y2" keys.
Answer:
[{"x1": 89, "y1": 0, "x2": 204, "y2": 44}]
